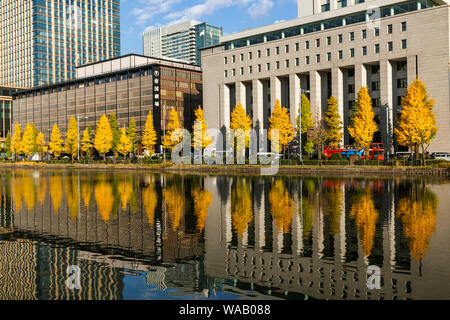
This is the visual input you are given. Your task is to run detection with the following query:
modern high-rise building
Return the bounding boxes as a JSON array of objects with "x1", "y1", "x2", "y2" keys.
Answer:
[
  {"x1": 143, "y1": 21, "x2": 222, "y2": 66},
  {"x1": 0, "y1": 0, "x2": 121, "y2": 88},
  {"x1": 201, "y1": 0, "x2": 450, "y2": 154}
]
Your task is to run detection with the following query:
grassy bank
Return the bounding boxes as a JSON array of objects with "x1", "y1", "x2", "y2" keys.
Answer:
[{"x1": 1, "y1": 161, "x2": 449, "y2": 178}]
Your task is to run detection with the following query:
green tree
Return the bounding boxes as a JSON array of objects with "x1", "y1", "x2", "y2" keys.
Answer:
[
  {"x1": 109, "y1": 112, "x2": 121, "y2": 159},
  {"x1": 49, "y1": 123, "x2": 64, "y2": 159},
  {"x1": 324, "y1": 96, "x2": 343, "y2": 148},
  {"x1": 142, "y1": 111, "x2": 158, "y2": 154},
  {"x1": 127, "y1": 117, "x2": 138, "y2": 154},
  {"x1": 64, "y1": 116, "x2": 79, "y2": 162},
  {"x1": 94, "y1": 114, "x2": 113, "y2": 161},
  {"x1": 297, "y1": 94, "x2": 314, "y2": 155},
  {"x1": 4, "y1": 131, "x2": 12, "y2": 158}
]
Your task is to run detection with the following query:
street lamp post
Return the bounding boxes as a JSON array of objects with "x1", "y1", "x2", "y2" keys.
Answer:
[{"x1": 77, "y1": 116, "x2": 88, "y2": 162}]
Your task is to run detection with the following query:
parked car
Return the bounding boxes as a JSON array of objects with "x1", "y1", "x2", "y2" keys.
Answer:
[
  {"x1": 396, "y1": 151, "x2": 412, "y2": 159},
  {"x1": 430, "y1": 152, "x2": 450, "y2": 161}
]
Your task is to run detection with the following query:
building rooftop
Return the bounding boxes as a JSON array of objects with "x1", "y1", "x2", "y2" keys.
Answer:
[
  {"x1": 14, "y1": 54, "x2": 201, "y2": 98},
  {"x1": 220, "y1": 0, "x2": 446, "y2": 44}
]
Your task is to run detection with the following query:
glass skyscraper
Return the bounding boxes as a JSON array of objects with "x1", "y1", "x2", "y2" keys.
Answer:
[
  {"x1": 0, "y1": 0, "x2": 121, "y2": 88},
  {"x1": 143, "y1": 21, "x2": 222, "y2": 66}
]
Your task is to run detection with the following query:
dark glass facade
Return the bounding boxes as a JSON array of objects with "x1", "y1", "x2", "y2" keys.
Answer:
[{"x1": 13, "y1": 62, "x2": 202, "y2": 149}]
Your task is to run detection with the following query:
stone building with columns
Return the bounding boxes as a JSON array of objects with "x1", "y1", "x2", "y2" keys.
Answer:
[{"x1": 201, "y1": 0, "x2": 450, "y2": 154}]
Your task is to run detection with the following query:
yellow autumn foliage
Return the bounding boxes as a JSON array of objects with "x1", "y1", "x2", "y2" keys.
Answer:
[
  {"x1": 269, "y1": 179, "x2": 294, "y2": 234},
  {"x1": 163, "y1": 184, "x2": 184, "y2": 231},
  {"x1": 231, "y1": 178, "x2": 253, "y2": 237},
  {"x1": 396, "y1": 187, "x2": 438, "y2": 261},
  {"x1": 268, "y1": 99, "x2": 294, "y2": 154},
  {"x1": 95, "y1": 179, "x2": 114, "y2": 223},
  {"x1": 142, "y1": 183, "x2": 158, "y2": 227},
  {"x1": 50, "y1": 175, "x2": 63, "y2": 214},
  {"x1": 349, "y1": 186, "x2": 379, "y2": 256},
  {"x1": 191, "y1": 187, "x2": 212, "y2": 232}
]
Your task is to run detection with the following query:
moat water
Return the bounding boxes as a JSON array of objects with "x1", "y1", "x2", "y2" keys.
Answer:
[{"x1": 0, "y1": 169, "x2": 449, "y2": 300}]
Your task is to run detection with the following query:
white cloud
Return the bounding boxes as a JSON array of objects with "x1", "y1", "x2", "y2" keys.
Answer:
[
  {"x1": 248, "y1": 0, "x2": 274, "y2": 20},
  {"x1": 133, "y1": 0, "x2": 274, "y2": 28}
]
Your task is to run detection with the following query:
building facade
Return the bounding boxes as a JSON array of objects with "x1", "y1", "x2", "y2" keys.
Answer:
[
  {"x1": 0, "y1": 0, "x2": 121, "y2": 88},
  {"x1": 0, "y1": 86, "x2": 22, "y2": 142},
  {"x1": 143, "y1": 21, "x2": 222, "y2": 66},
  {"x1": 201, "y1": 0, "x2": 450, "y2": 154},
  {"x1": 12, "y1": 54, "x2": 202, "y2": 149}
]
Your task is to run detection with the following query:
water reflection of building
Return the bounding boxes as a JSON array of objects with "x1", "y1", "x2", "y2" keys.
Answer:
[{"x1": 204, "y1": 176, "x2": 450, "y2": 300}]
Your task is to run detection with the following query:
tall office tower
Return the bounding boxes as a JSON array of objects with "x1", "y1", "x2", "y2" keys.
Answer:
[
  {"x1": 143, "y1": 20, "x2": 222, "y2": 65},
  {"x1": 0, "y1": 0, "x2": 121, "y2": 88}
]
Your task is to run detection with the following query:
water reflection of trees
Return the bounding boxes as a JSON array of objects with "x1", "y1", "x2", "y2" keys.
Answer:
[
  {"x1": 349, "y1": 184, "x2": 379, "y2": 257},
  {"x1": 4, "y1": 171, "x2": 442, "y2": 264},
  {"x1": 231, "y1": 178, "x2": 253, "y2": 237},
  {"x1": 191, "y1": 187, "x2": 212, "y2": 232},
  {"x1": 396, "y1": 182, "x2": 438, "y2": 261},
  {"x1": 323, "y1": 180, "x2": 344, "y2": 236},
  {"x1": 269, "y1": 179, "x2": 294, "y2": 234}
]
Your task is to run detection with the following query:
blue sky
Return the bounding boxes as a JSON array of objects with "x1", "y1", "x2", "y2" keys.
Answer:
[{"x1": 120, "y1": 0, "x2": 298, "y2": 55}]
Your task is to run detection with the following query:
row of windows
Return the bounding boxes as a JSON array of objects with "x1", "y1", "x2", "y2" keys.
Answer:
[
  {"x1": 224, "y1": 0, "x2": 435, "y2": 50},
  {"x1": 224, "y1": 41, "x2": 407, "y2": 77},
  {"x1": 224, "y1": 22, "x2": 407, "y2": 65}
]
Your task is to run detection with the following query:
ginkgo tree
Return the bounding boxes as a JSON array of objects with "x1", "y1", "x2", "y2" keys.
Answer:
[
  {"x1": 80, "y1": 127, "x2": 93, "y2": 158},
  {"x1": 21, "y1": 123, "x2": 35, "y2": 159},
  {"x1": 94, "y1": 114, "x2": 113, "y2": 161},
  {"x1": 49, "y1": 123, "x2": 64, "y2": 159},
  {"x1": 11, "y1": 123, "x2": 22, "y2": 160},
  {"x1": 117, "y1": 127, "x2": 132, "y2": 158},
  {"x1": 395, "y1": 79, "x2": 437, "y2": 164},
  {"x1": 162, "y1": 108, "x2": 182, "y2": 152},
  {"x1": 348, "y1": 87, "x2": 378, "y2": 160},
  {"x1": 230, "y1": 102, "x2": 252, "y2": 159},
  {"x1": 268, "y1": 99, "x2": 294, "y2": 158},
  {"x1": 192, "y1": 105, "x2": 212, "y2": 153},
  {"x1": 64, "y1": 116, "x2": 78, "y2": 163},
  {"x1": 142, "y1": 111, "x2": 158, "y2": 155}
]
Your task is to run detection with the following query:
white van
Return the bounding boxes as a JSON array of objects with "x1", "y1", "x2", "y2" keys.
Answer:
[{"x1": 431, "y1": 152, "x2": 450, "y2": 161}]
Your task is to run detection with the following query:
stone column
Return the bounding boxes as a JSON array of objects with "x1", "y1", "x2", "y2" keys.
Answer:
[
  {"x1": 289, "y1": 73, "x2": 301, "y2": 126},
  {"x1": 220, "y1": 83, "x2": 231, "y2": 128},
  {"x1": 310, "y1": 70, "x2": 322, "y2": 122},
  {"x1": 380, "y1": 60, "x2": 394, "y2": 154},
  {"x1": 270, "y1": 76, "x2": 281, "y2": 111},
  {"x1": 355, "y1": 63, "x2": 368, "y2": 93},
  {"x1": 252, "y1": 79, "x2": 264, "y2": 131},
  {"x1": 407, "y1": 55, "x2": 418, "y2": 84},
  {"x1": 332, "y1": 67, "x2": 344, "y2": 146},
  {"x1": 236, "y1": 81, "x2": 246, "y2": 106}
]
